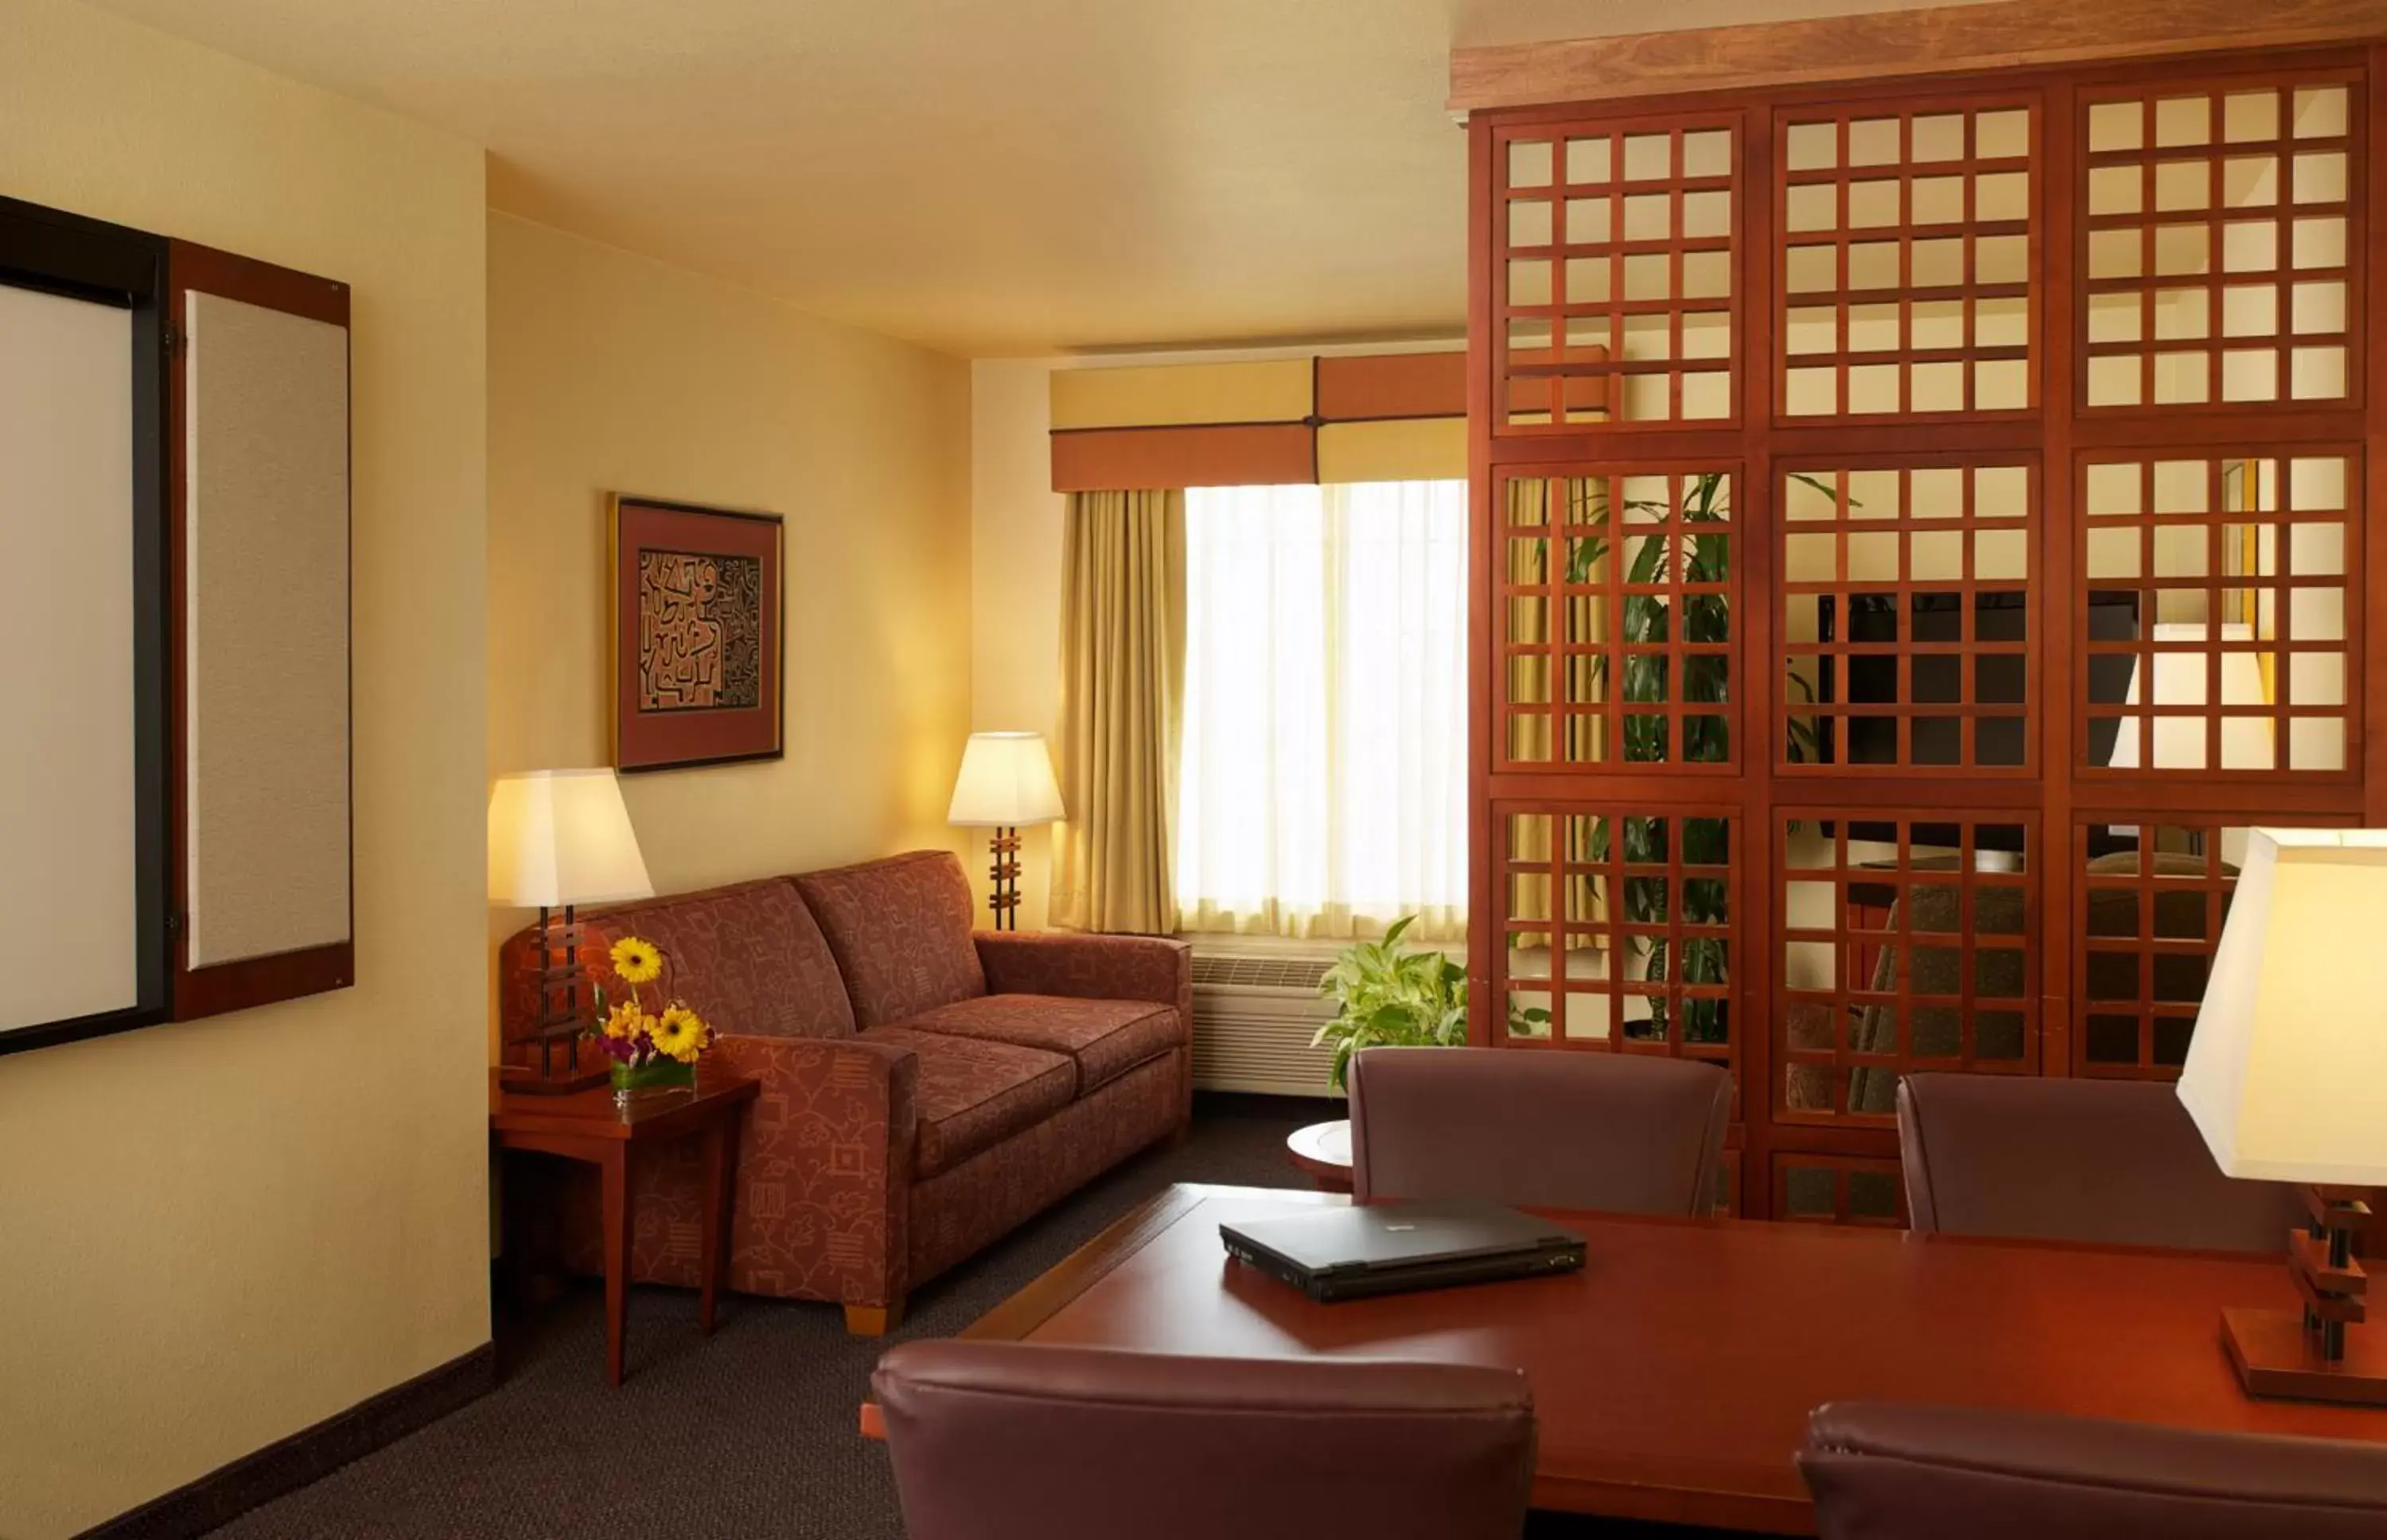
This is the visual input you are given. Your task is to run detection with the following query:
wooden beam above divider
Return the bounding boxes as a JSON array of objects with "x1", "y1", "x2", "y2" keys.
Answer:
[{"x1": 1448, "y1": 0, "x2": 2387, "y2": 115}]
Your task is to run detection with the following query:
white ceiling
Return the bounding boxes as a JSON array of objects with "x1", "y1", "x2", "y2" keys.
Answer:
[{"x1": 81, "y1": 0, "x2": 1980, "y2": 356}]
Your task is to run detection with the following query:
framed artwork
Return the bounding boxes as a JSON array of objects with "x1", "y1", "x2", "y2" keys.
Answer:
[{"x1": 610, "y1": 495, "x2": 784, "y2": 772}]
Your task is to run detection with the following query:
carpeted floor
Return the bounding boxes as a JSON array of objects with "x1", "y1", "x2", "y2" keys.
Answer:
[{"x1": 208, "y1": 1095, "x2": 1332, "y2": 1540}]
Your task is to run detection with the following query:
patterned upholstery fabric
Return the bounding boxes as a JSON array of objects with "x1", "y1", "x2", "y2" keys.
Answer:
[
  {"x1": 796, "y1": 852, "x2": 987, "y2": 1027},
  {"x1": 512, "y1": 869, "x2": 1197, "y2": 1316},
  {"x1": 498, "y1": 877, "x2": 855, "y2": 1042},
  {"x1": 909, "y1": 1053, "x2": 1183, "y2": 1287},
  {"x1": 551, "y1": 1031, "x2": 917, "y2": 1305},
  {"x1": 896, "y1": 994, "x2": 1182, "y2": 1097},
  {"x1": 975, "y1": 931, "x2": 1191, "y2": 1014},
  {"x1": 862, "y1": 1026, "x2": 1074, "y2": 1179}
]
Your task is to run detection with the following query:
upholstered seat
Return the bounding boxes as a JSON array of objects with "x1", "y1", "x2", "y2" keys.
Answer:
[
  {"x1": 896, "y1": 994, "x2": 1180, "y2": 1097},
  {"x1": 862, "y1": 1026, "x2": 1075, "y2": 1177}
]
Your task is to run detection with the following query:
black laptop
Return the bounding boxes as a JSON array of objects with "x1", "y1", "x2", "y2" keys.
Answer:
[{"x1": 1220, "y1": 1198, "x2": 1586, "y2": 1303}]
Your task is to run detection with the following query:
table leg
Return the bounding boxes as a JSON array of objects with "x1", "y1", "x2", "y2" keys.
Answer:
[
  {"x1": 601, "y1": 1145, "x2": 633, "y2": 1386},
  {"x1": 699, "y1": 1110, "x2": 742, "y2": 1336}
]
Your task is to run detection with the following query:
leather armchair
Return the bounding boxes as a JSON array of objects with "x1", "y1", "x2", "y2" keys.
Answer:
[
  {"x1": 1897, "y1": 1071, "x2": 2302, "y2": 1251},
  {"x1": 1801, "y1": 1401, "x2": 2387, "y2": 1538},
  {"x1": 1348, "y1": 1044, "x2": 1730, "y2": 1215},
  {"x1": 873, "y1": 1340, "x2": 1536, "y2": 1540}
]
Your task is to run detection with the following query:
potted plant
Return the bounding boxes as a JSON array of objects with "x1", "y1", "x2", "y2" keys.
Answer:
[
  {"x1": 586, "y1": 935, "x2": 714, "y2": 1102},
  {"x1": 1312, "y1": 916, "x2": 1468, "y2": 1092}
]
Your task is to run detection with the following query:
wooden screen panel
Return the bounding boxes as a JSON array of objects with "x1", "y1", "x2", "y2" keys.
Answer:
[
  {"x1": 2080, "y1": 72, "x2": 2362, "y2": 410},
  {"x1": 1777, "y1": 95, "x2": 2038, "y2": 419},
  {"x1": 1497, "y1": 805, "x2": 1739, "y2": 1083},
  {"x1": 2073, "y1": 815, "x2": 2354, "y2": 1076},
  {"x1": 1497, "y1": 468, "x2": 1739, "y2": 770},
  {"x1": 1778, "y1": 811, "x2": 2038, "y2": 1123},
  {"x1": 1778, "y1": 459, "x2": 2038, "y2": 772},
  {"x1": 1773, "y1": 1153, "x2": 1907, "y2": 1226},
  {"x1": 1495, "y1": 115, "x2": 1741, "y2": 431},
  {"x1": 2077, "y1": 448, "x2": 2359, "y2": 776}
]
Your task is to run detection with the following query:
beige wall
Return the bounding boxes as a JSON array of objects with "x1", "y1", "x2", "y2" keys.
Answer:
[
  {"x1": 488, "y1": 213, "x2": 973, "y2": 970},
  {"x1": 968, "y1": 340, "x2": 1460, "y2": 931},
  {"x1": 0, "y1": 2, "x2": 489, "y2": 1536}
]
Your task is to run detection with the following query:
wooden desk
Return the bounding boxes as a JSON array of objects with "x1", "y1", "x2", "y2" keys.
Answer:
[
  {"x1": 490, "y1": 1070, "x2": 757, "y2": 1385},
  {"x1": 861, "y1": 1184, "x2": 2387, "y2": 1534}
]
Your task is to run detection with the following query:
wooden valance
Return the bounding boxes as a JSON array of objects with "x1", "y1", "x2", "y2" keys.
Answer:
[{"x1": 1049, "y1": 350, "x2": 1468, "y2": 491}]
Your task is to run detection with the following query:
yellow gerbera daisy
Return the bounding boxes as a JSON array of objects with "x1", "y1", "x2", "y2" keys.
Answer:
[
  {"x1": 610, "y1": 936, "x2": 664, "y2": 985},
  {"x1": 601, "y1": 999, "x2": 645, "y2": 1040},
  {"x1": 650, "y1": 1004, "x2": 710, "y2": 1064}
]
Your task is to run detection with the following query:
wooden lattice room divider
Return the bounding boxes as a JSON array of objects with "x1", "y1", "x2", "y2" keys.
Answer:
[{"x1": 1466, "y1": 42, "x2": 2386, "y2": 1221}]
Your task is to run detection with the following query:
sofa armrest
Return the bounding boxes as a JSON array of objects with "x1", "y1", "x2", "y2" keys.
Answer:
[
  {"x1": 975, "y1": 932, "x2": 1191, "y2": 1020},
  {"x1": 710, "y1": 1032, "x2": 921, "y2": 1307}
]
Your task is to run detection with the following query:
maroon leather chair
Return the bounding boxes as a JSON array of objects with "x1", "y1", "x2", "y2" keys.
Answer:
[
  {"x1": 872, "y1": 1340, "x2": 1536, "y2": 1540},
  {"x1": 1348, "y1": 1045, "x2": 1730, "y2": 1215},
  {"x1": 1896, "y1": 1073, "x2": 2302, "y2": 1252},
  {"x1": 1801, "y1": 1402, "x2": 2387, "y2": 1538}
]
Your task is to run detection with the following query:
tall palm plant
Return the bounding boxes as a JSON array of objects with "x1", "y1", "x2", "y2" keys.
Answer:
[{"x1": 1545, "y1": 471, "x2": 1835, "y2": 1044}]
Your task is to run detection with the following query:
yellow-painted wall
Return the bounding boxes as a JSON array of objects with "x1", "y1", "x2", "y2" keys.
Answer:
[
  {"x1": 487, "y1": 213, "x2": 973, "y2": 978},
  {"x1": 0, "y1": 2, "x2": 489, "y2": 1535}
]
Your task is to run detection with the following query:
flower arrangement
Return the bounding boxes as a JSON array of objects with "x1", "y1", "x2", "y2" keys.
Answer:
[{"x1": 587, "y1": 935, "x2": 712, "y2": 1095}]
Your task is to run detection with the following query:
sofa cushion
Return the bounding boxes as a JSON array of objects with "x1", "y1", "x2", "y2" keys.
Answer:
[
  {"x1": 862, "y1": 1026, "x2": 1073, "y2": 1178},
  {"x1": 796, "y1": 851, "x2": 987, "y2": 1028},
  {"x1": 895, "y1": 994, "x2": 1181, "y2": 1098},
  {"x1": 501, "y1": 877, "x2": 855, "y2": 1041}
]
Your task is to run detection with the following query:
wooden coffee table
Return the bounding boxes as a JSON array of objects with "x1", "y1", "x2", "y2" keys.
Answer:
[
  {"x1": 1285, "y1": 1117, "x2": 1353, "y2": 1192},
  {"x1": 489, "y1": 1068, "x2": 757, "y2": 1385}
]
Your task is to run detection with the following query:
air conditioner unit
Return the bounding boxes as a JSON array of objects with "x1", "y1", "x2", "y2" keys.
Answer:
[{"x1": 1188, "y1": 942, "x2": 1341, "y2": 1099}]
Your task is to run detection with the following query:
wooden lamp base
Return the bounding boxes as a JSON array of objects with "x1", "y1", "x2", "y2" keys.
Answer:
[
  {"x1": 2225, "y1": 1186, "x2": 2386, "y2": 1406},
  {"x1": 2223, "y1": 1308, "x2": 2387, "y2": 1407}
]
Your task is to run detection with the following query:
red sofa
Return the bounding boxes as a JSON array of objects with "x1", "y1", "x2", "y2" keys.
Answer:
[{"x1": 499, "y1": 850, "x2": 1190, "y2": 1334}]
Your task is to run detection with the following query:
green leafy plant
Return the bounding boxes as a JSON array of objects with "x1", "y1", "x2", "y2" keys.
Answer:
[
  {"x1": 1545, "y1": 471, "x2": 1844, "y2": 1046},
  {"x1": 1312, "y1": 916, "x2": 1468, "y2": 1091}
]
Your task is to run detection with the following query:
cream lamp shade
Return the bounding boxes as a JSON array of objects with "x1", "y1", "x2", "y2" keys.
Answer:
[
  {"x1": 487, "y1": 768, "x2": 656, "y2": 908},
  {"x1": 2177, "y1": 827, "x2": 2387, "y2": 1185},
  {"x1": 2106, "y1": 622, "x2": 2272, "y2": 771},
  {"x1": 948, "y1": 731, "x2": 1065, "y2": 827}
]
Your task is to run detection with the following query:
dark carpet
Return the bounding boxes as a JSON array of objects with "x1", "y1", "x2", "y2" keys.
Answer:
[
  {"x1": 208, "y1": 1095, "x2": 1330, "y2": 1540},
  {"x1": 208, "y1": 1093, "x2": 1738, "y2": 1539}
]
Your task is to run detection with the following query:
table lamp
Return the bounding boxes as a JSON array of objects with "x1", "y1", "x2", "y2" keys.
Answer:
[
  {"x1": 947, "y1": 731, "x2": 1064, "y2": 931},
  {"x1": 2179, "y1": 827, "x2": 2387, "y2": 1404},
  {"x1": 489, "y1": 768, "x2": 655, "y2": 1093},
  {"x1": 2105, "y1": 621, "x2": 2271, "y2": 770}
]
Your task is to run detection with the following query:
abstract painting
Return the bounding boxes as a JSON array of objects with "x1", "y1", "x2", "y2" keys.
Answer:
[{"x1": 611, "y1": 496, "x2": 783, "y2": 772}]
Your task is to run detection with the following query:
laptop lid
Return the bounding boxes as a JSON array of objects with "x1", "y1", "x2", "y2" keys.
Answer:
[{"x1": 1221, "y1": 1198, "x2": 1583, "y2": 1276}]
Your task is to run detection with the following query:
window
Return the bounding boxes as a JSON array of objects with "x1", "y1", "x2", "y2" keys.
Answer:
[{"x1": 1176, "y1": 480, "x2": 1469, "y2": 939}]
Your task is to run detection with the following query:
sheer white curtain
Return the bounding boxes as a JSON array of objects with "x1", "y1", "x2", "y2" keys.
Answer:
[{"x1": 1176, "y1": 479, "x2": 1468, "y2": 940}]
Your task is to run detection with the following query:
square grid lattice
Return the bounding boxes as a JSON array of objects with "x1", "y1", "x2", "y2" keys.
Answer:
[
  {"x1": 2078, "y1": 449, "x2": 2359, "y2": 776},
  {"x1": 1777, "y1": 97, "x2": 2037, "y2": 418},
  {"x1": 1497, "y1": 115, "x2": 1740, "y2": 430},
  {"x1": 1498, "y1": 805, "x2": 1739, "y2": 1075},
  {"x1": 1779, "y1": 813, "x2": 2037, "y2": 1123},
  {"x1": 1499, "y1": 469, "x2": 1738, "y2": 769},
  {"x1": 2073, "y1": 817, "x2": 2351, "y2": 1078},
  {"x1": 2081, "y1": 73, "x2": 2362, "y2": 409},
  {"x1": 1779, "y1": 461, "x2": 2037, "y2": 772},
  {"x1": 1774, "y1": 1154, "x2": 1907, "y2": 1226}
]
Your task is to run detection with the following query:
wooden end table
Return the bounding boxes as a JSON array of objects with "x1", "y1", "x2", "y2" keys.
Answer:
[
  {"x1": 1285, "y1": 1117, "x2": 1353, "y2": 1193},
  {"x1": 489, "y1": 1068, "x2": 758, "y2": 1385}
]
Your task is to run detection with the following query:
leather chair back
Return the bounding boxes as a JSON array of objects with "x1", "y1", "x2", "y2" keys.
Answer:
[
  {"x1": 1801, "y1": 1402, "x2": 2387, "y2": 1539},
  {"x1": 1897, "y1": 1072, "x2": 2301, "y2": 1251},
  {"x1": 873, "y1": 1340, "x2": 1535, "y2": 1540},
  {"x1": 1348, "y1": 1045, "x2": 1729, "y2": 1215}
]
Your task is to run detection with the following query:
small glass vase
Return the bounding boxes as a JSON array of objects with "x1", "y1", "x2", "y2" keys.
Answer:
[{"x1": 611, "y1": 1056, "x2": 695, "y2": 1108}]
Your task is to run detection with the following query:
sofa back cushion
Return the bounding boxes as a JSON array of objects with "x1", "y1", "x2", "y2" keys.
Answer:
[
  {"x1": 500, "y1": 877, "x2": 856, "y2": 1041},
  {"x1": 796, "y1": 850, "x2": 987, "y2": 1027}
]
